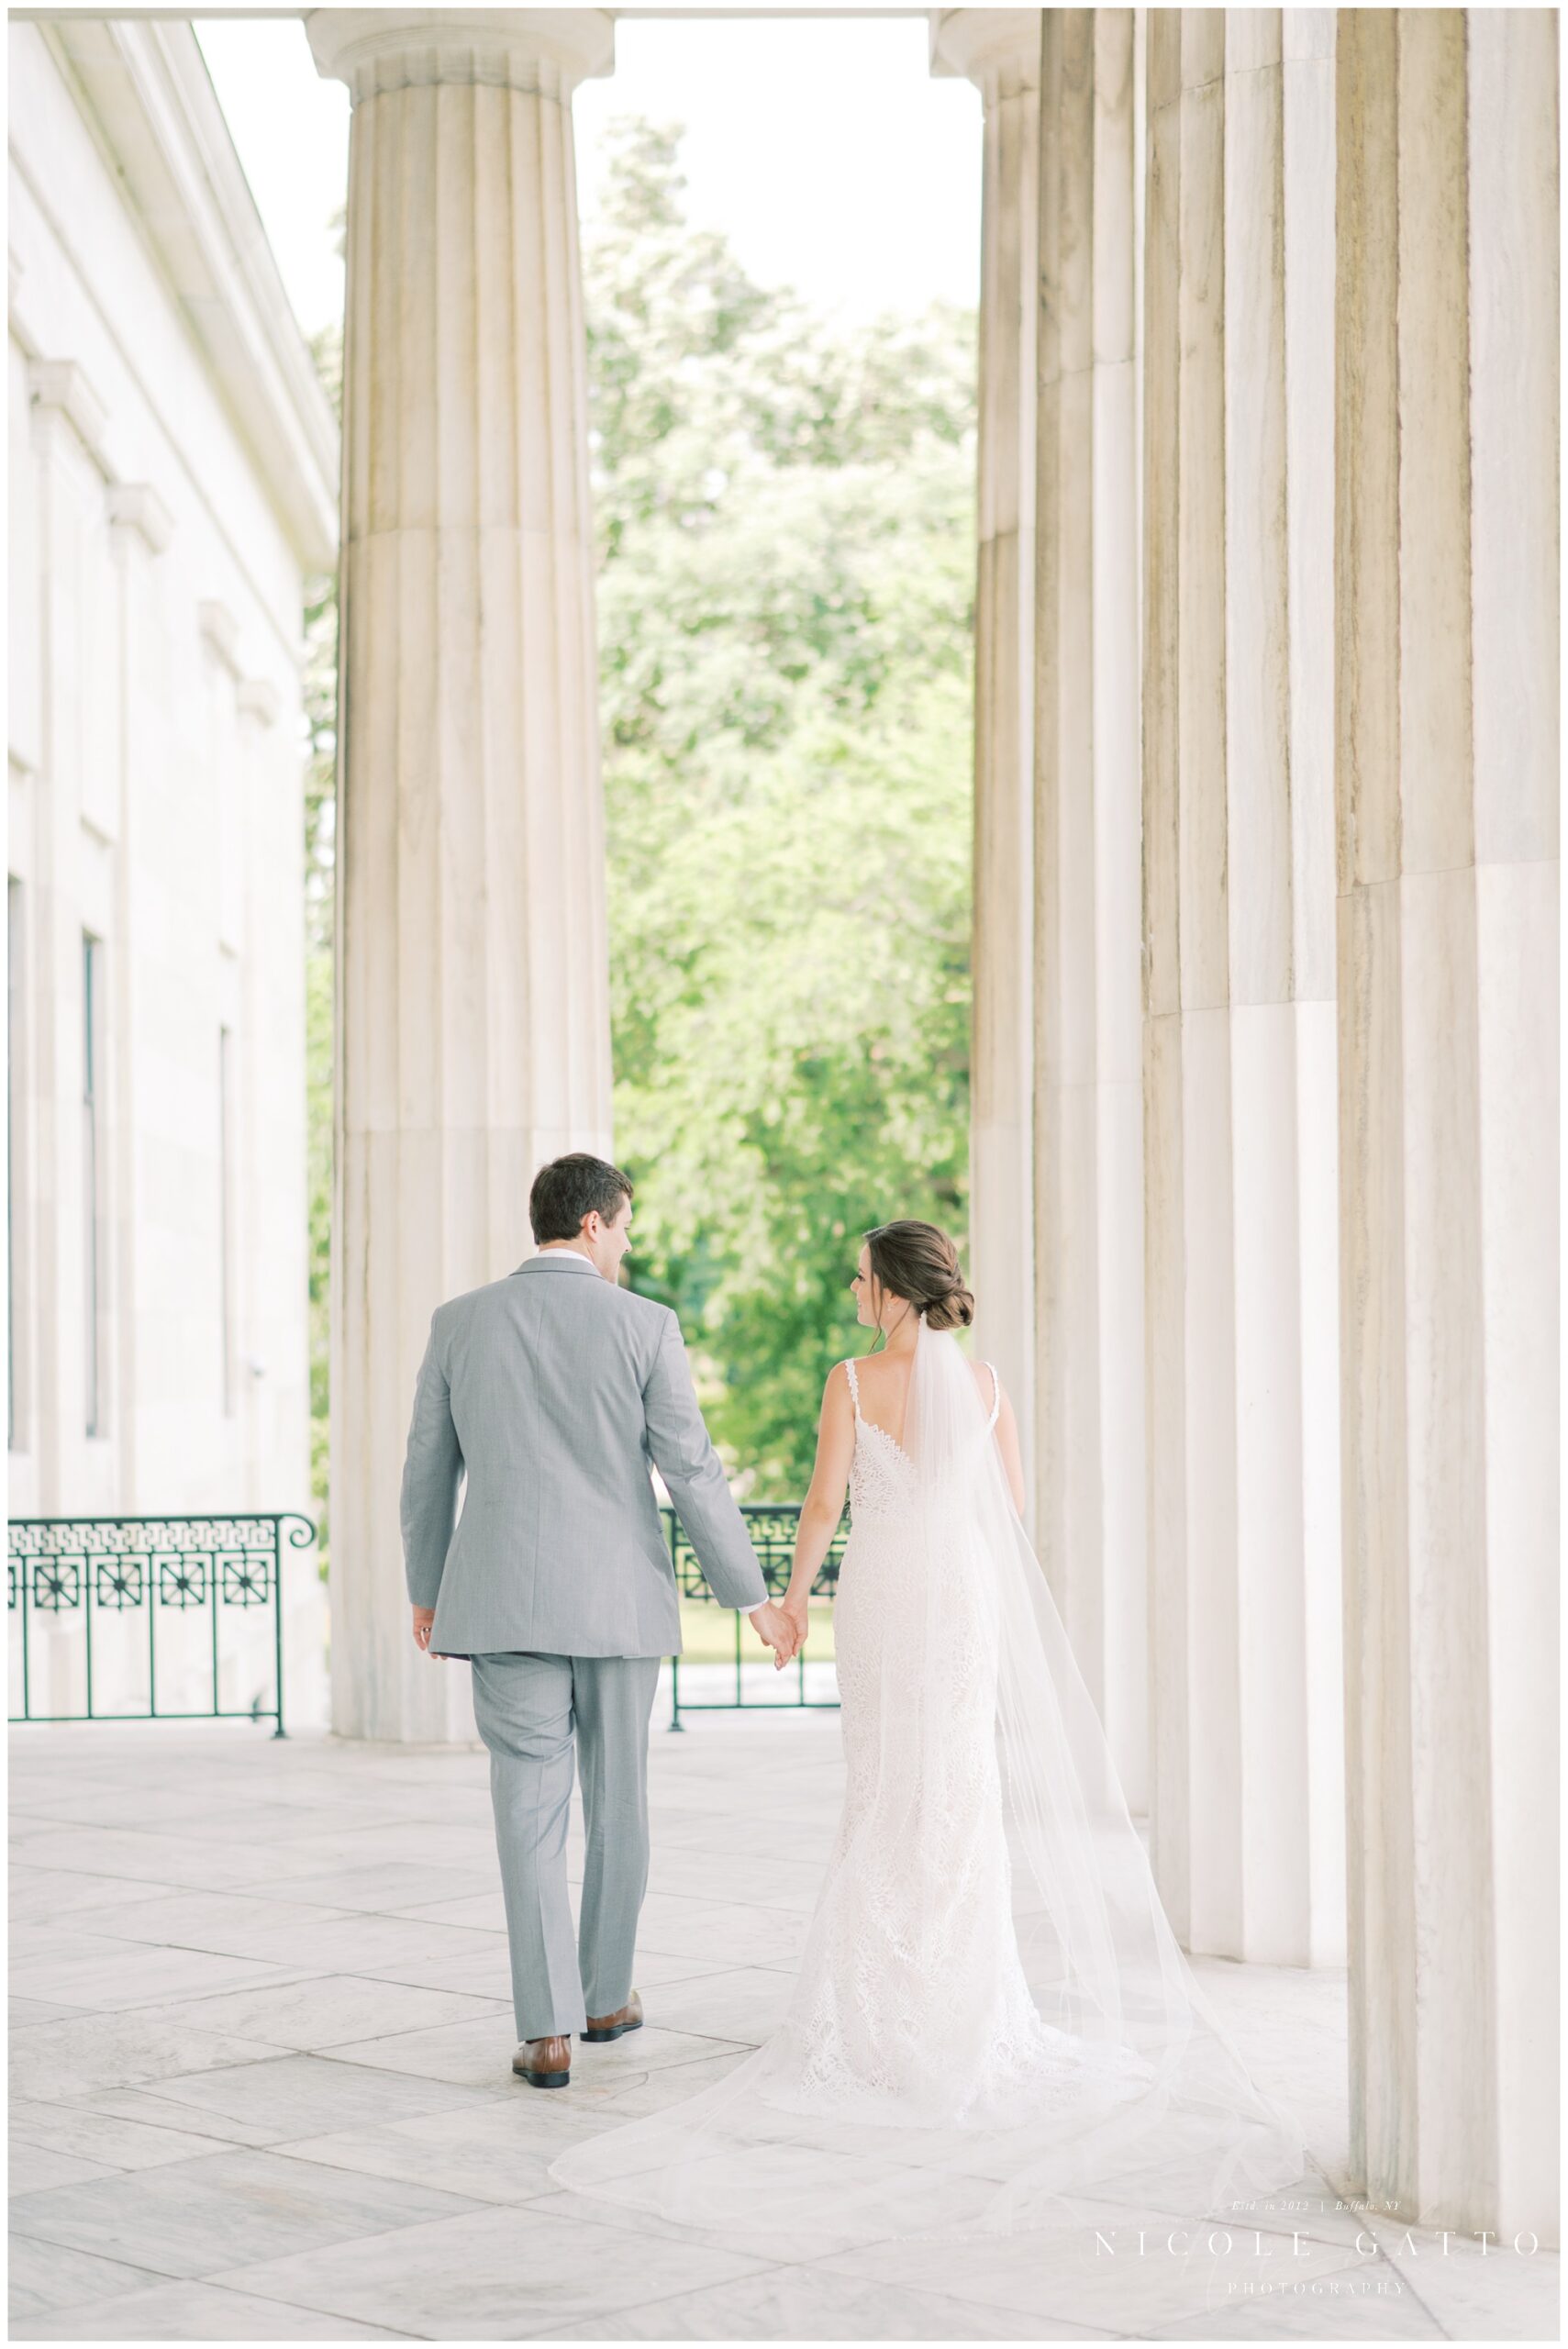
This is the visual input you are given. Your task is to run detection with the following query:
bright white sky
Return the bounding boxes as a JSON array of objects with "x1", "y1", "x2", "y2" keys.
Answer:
[{"x1": 195, "y1": 14, "x2": 983, "y2": 344}]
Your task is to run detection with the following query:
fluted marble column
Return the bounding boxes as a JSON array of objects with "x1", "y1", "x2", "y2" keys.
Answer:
[
  {"x1": 308, "y1": 9, "x2": 616, "y2": 1742},
  {"x1": 1031, "y1": 10, "x2": 1147, "y2": 1804},
  {"x1": 1336, "y1": 9, "x2": 1559, "y2": 2240},
  {"x1": 1141, "y1": 12, "x2": 1344, "y2": 1965},
  {"x1": 931, "y1": 10, "x2": 1041, "y2": 1504}
]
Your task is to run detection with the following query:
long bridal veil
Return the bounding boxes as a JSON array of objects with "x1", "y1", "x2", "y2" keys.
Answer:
[{"x1": 549, "y1": 1321, "x2": 1307, "y2": 2254}]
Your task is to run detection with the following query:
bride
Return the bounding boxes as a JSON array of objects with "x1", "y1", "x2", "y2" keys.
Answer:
[{"x1": 549, "y1": 1219, "x2": 1307, "y2": 2252}]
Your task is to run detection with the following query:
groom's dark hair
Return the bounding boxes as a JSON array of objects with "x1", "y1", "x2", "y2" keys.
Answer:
[{"x1": 529, "y1": 1152, "x2": 634, "y2": 1245}]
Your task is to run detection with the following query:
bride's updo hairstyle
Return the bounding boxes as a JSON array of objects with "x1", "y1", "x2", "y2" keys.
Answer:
[{"x1": 865, "y1": 1220, "x2": 975, "y2": 1332}]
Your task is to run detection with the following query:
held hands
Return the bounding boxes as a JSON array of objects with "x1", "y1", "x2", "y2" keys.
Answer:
[{"x1": 750, "y1": 1598, "x2": 804, "y2": 1670}]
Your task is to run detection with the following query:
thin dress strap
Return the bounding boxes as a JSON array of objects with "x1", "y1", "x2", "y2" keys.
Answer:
[
  {"x1": 842, "y1": 1356, "x2": 862, "y2": 1417},
  {"x1": 984, "y1": 1362, "x2": 1001, "y2": 1430}
]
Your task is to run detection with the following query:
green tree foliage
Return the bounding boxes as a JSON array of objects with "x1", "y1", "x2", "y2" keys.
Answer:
[
  {"x1": 300, "y1": 125, "x2": 976, "y2": 1508},
  {"x1": 586, "y1": 124, "x2": 975, "y2": 1492}
]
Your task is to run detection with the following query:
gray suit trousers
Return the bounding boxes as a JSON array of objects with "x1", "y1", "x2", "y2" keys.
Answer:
[{"x1": 469, "y1": 1652, "x2": 662, "y2": 2040}]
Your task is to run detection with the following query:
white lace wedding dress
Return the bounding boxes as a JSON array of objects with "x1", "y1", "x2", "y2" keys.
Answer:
[
  {"x1": 783, "y1": 1353, "x2": 1140, "y2": 2132},
  {"x1": 549, "y1": 1322, "x2": 1306, "y2": 2254}
]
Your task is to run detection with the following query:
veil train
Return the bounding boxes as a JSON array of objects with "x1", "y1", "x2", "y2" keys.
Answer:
[{"x1": 548, "y1": 1321, "x2": 1307, "y2": 2257}]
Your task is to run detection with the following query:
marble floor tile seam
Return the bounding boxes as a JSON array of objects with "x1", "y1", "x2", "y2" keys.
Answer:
[
  {"x1": 7, "y1": 2146, "x2": 501, "y2": 2295},
  {"x1": 7, "y1": 2282, "x2": 436, "y2": 2344},
  {"x1": 15, "y1": 2012, "x2": 306, "y2": 2099},
  {"x1": 1377, "y1": 2257, "x2": 1456, "y2": 2343},
  {"x1": 8, "y1": 1866, "x2": 193, "y2": 1921},
  {"x1": 504, "y1": 2163, "x2": 1391, "y2": 2296},
  {"x1": 552, "y1": 1874, "x2": 835, "y2": 1928},
  {"x1": 14, "y1": 1926, "x2": 363, "y2": 1982},
  {"x1": 350, "y1": 1950, "x2": 728, "y2": 2002},
  {"x1": 8, "y1": 2118, "x2": 205, "y2": 2181},
  {"x1": 50, "y1": 2079, "x2": 521, "y2": 2156},
  {"x1": 1362, "y1": 2222, "x2": 1561, "y2": 2339},
  {"x1": 10, "y1": 1998, "x2": 99, "y2": 2027},
  {"x1": 6, "y1": 2232, "x2": 433, "y2": 2340},
  {"x1": 8, "y1": 1960, "x2": 336, "y2": 2019},
  {"x1": 813, "y1": 2233, "x2": 1384, "y2": 2338},
  {"x1": 10, "y1": 1991, "x2": 100, "y2": 2029},
  {"x1": 1113, "y1": 2200, "x2": 1411, "y2": 2268},
  {"x1": 6, "y1": 2217, "x2": 236, "y2": 2310},
  {"x1": 39, "y1": 1909, "x2": 513, "y2": 1966},
  {"x1": 41, "y1": 2035, "x2": 441, "y2": 2110},
  {"x1": 38, "y1": 2059, "x2": 324, "y2": 2132},
  {"x1": 7, "y1": 1842, "x2": 490, "y2": 1898},
  {"x1": 497, "y1": 2255, "x2": 1133, "y2": 2344},
  {"x1": 314, "y1": 2020, "x2": 760, "y2": 2086},
  {"x1": 1140, "y1": 2257, "x2": 1448, "y2": 2343},
  {"x1": 77, "y1": 1972, "x2": 517, "y2": 2053},
  {"x1": 169, "y1": 1869, "x2": 505, "y2": 1926},
  {"x1": 1060, "y1": 2160, "x2": 1387, "y2": 2259},
  {"x1": 5, "y1": 1847, "x2": 310, "y2": 1898},
  {"x1": 9, "y1": 2098, "x2": 260, "y2": 2172},
  {"x1": 6, "y1": 2217, "x2": 217, "y2": 2311},
  {"x1": 17, "y1": 1905, "x2": 382, "y2": 1957},
  {"x1": 1305, "y1": 2245, "x2": 1454, "y2": 2341},
  {"x1": 8, "y1": 1793, "x2": 420, "y2": 1831},
  {"x1": 201, "y1": 2229, "x2": 785, "y2": 2343}
]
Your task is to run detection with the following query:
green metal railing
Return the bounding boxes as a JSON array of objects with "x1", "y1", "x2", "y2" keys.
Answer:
[
  {"x1": 7, "y1": 1514, "x2": 312, "y2": 1734},
  {"x1": 6, "y1": 1508, "x2": 829, "y2": 1739},
  {"x1": 662, "y1": 1503, "x2": 847, "y2": 1730}
]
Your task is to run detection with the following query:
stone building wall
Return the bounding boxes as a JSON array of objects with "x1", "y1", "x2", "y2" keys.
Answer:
[{"x1": 6, "y1": 19, "x2": 337, "y2": 1724}]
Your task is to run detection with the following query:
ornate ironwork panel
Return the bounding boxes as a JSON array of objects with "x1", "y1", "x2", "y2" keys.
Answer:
[
  {"x1": 661, "y1": 1502, "x2": 847, "y2": 1730},
  {"x1": 94, "y1": 1560, "x2": 145, "y2": 1610},
  {"x1": 30, "y1": 1558, "x2": 82, "y2": 1612},
  {"x1": 157, "y1": 1557, "x2": 209, "y2": 1609},
  {"x1": 7, "y1": 1514, "x2": 314, "y2": 1734}
]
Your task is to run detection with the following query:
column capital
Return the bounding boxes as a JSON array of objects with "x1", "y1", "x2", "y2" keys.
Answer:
[
  {"x1": 929, "y1": 8, "x2": 1040, "y2": 99},
  {"x1": 29, "y1": 359, "x2": 111, "y2": 473},
  {"x1": 107, "y1": 483, "x2": 174, "y2": 554},
  {"x1": 198, "y1": 598, "x2": 242, "y2": 675},
  {"x1": 306, "y1": 9, "x2": 614, "y2": 105}
]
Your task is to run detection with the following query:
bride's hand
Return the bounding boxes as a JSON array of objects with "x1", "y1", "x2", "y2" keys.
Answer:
[{"x1": 781, "y1": 1593, "x2": 809, "y2": 1655}]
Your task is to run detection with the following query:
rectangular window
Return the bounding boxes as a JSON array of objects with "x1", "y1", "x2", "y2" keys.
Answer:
[
  {"x1": 83, "y1": 931, "x2": 105, "y2": 1438},
  {"x1": 219, "y1": 1024, "x2": 235, "y2": 1416},
  {"x1": 8, "y1": 878, "x2": 24, "y2": 1452}
]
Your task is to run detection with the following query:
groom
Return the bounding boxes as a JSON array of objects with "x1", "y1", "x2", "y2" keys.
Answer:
[{"x1": 399, "y1": 1152, "x2": 799, "y2": 2089}]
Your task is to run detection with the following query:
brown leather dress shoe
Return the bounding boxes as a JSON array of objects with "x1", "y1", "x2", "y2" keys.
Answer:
[
  {"x1": 581, "y1": 1987, "x2": 643, "y2": 2043},
  {"x1": 513, "y1": 2033, "x2": 572, "y2": 2088}
]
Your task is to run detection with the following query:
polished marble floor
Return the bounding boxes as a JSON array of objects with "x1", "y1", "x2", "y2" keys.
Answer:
[{"x1": 8, "y1": 1718, "x2": 1558, "y2": 2343}]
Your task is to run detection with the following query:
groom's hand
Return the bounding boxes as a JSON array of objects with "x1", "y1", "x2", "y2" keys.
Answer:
[
  {"x1": 748, "y1": 1599, "x2": 798, "y2": 1669},
  {"x1": 411, "y1": 1606, "x2": 437, "y2": 1652}
]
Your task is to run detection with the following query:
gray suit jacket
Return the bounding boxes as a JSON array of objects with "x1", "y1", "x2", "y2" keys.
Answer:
[{"x1": 399, "y1": 1252, "x2": 769, "y2": 1658}]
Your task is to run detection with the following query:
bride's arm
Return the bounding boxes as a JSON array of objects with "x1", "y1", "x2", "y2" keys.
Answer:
[
  {"x1": 993, "y1": 1380, "x2": 1028, "y2": 1516},
  {"x1": 783, "y1": 1364, "x2": 855, "y2": 1621}
]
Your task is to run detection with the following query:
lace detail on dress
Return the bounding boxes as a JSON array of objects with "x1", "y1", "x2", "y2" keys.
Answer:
[
  {"x1": 842, "y1": 1356, "x2": 917, "y2": 1523},
  {"x1": 842, "y1": 1354, "x2": 998, "y2": 1519}
]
